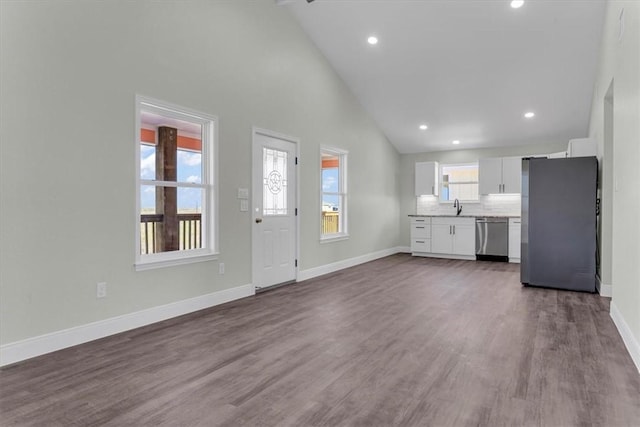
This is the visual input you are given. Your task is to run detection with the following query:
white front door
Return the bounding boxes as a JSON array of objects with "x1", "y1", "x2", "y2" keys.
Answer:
[{"x1": 252, "y1": 128, "x2": 298, "y2": 290}]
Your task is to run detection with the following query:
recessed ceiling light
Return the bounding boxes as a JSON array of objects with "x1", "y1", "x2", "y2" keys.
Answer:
[
  {"x1": 367, "y1": 36, "x2": 378, "y2": 45},
  {"x1": 452, "y1": 140, "x2": 461, "y2": 145},
  {"x1": 524, "y1": 111, "x2": 535, "y2": 118},
  {"x1": 419, "y1": 124, "x2": 428, "y2": 130},
  {"x1": 511, "y1": 0, "x2": 524, "y2": 8}
]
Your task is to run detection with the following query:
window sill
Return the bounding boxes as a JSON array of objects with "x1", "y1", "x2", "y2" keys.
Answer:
[
  {"x1": 320, "y1": 233, "x2": 350, "y2": 244},
  {"x1": 135, "y1": 251, "x2": 218, "y2": 271}
]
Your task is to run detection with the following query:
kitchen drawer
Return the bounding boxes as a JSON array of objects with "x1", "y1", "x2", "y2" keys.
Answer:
[
  {"x1": 411, "y1": 217, "x2": 430, "y2": 224},
  {"x1": 411, "y1": 238, "x2": 431, "y2": 253},
  {"x1": 411, "y1": 223, "x2": 431, "y2": 238}
]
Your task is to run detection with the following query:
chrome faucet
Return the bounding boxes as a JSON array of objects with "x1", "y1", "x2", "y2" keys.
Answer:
[{"x1": 453, "y1": 198, "x2": 462, "y2": 216}]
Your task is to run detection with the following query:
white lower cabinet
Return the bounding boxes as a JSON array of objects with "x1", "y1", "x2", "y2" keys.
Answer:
[
  {"x1": 431, "y1": 223, "x2": 453, "y2": 254},
  {"x1": 508, "y1": 218, "x2": 521, "y2": 263},
  {"x1": 410, "y1": 217, "x2": 431, "y2": 253},
  {"x1": 411, "y1": 216, "x2": 514, "y2": 261},
  {"x1": 452, "y1": 222, "x2": 475, "y2": 256},
  {"x1": 430, "y1": 217, "x2": 475, "y2": 257}
]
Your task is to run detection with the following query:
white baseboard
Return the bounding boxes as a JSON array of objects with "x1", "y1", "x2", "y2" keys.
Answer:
[
  {"x1": 0, "y1": 284, "x2": 254, "y2": 367},
  {"x1": 397, "y1": 246, "x2": 411, "y2": 253},
  {"x1": 297, "y1": 247, "x2": 403, "y2": 282},
  {"x1": 410, "y1": 252, "x2": 475, "y2": 261},
  {"x1": 610, "y1": 301, "x2": 640, "y2": 373},
  {"x1": 596, "y1": 275, "x2": 613, "y2": 297}
]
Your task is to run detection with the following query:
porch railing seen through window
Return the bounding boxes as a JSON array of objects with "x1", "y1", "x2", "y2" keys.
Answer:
[{"x1": 140, "y1": 213, "x2": 202, "y2": 254}]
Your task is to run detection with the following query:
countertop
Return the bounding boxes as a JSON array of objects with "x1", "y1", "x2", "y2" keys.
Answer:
[{"x1": 409, "y1": 214, "x2": 521, "y2": 218}]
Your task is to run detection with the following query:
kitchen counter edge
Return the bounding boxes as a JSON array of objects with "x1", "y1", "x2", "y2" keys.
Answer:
[{"x1": 408, "y1": 214, "x2": 521, "y2": 218}]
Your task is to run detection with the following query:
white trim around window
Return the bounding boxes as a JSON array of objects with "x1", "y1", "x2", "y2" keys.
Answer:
[
  {"x1": 320, "y1": 146, "x2": 348, "y2": 242},
  {"x1": 134, "y1": 95, "x2": 219, "y2": 271}
]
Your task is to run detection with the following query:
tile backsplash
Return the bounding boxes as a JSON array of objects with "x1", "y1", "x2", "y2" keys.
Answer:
[{"x1": 416, "y1": 194, "x2": 521, "y2": 216}]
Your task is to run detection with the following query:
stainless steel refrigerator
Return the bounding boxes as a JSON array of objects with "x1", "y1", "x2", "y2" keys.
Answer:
[{"x1": 521, "y1": 157, "x2": 597, "y2": 292}]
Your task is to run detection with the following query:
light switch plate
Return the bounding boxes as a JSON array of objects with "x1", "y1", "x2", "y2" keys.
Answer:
[
  {"x1": 240, "y1": 199, "x2": 248, "y2": 211},
  {"x1": 237, "y1": 188, "x2": 249, "y2": 199}
]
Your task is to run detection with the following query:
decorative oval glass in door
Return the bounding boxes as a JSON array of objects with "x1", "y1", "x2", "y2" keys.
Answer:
[{"x1": 263, "y1": 147, "x2": 288, "y2": 215}]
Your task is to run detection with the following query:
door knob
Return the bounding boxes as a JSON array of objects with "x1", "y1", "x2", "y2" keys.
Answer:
[{"x1": 255, "y1": 218, "x2": 263, "y2": 223}]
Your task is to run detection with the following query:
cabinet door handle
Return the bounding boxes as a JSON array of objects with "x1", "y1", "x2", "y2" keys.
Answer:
[
  {"x1": 453, "y1": 225, "x2": 456, "y2": 234},
  {"x1": 416, "y1": 240, "x2": 425, "y2": 243},
  {"x1": 416, "y1": 226, "x2": 425, "y2": 229}
]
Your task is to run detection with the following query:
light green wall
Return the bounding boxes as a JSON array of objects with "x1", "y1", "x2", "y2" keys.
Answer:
[
  {"x1": 0, "y1": 1, "x2": 400, "y2": 345},
  {"x1": 588, "y1": 2, "x2": 640, "y2": 346},
  {"x1": 398, "y1": 141, "x2": 568, "y2": 246}
]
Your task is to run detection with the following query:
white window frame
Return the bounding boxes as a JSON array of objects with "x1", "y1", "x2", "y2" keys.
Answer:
[
  {"x1": 320, "y1": 146, "x2": 349, "y2": 242},
  {"x1": 439, "y1": 162, "x2": 480, "y2": 203},
  {"x1": 135, "y1": 95, "x2": 218, "y2": 271}
]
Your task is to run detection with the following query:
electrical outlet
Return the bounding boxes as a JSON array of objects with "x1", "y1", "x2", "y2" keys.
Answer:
[
  {"x1": 219, "y1": 263, "x2": 225, "y2": 275},
  {"x1": 97, "y1": 282, "x2": 107, "y2": 298}
]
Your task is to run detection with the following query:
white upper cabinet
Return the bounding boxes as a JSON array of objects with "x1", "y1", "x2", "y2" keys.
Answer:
[
  {"x1": 568, "y1": 138, "x2": 597, "y2": 157},
  {"x1": 478, "y1": 158, "x2": 502, "y2": 195},
  {"x1": 415, "y1": 161, "x2": 439, "y2": 196},
  {"x1": 479, "y1": 156, "x2": 521, "y2": 195},
  {"x1": 501, "y1": 156, "x2": 522, "y2": 193}
]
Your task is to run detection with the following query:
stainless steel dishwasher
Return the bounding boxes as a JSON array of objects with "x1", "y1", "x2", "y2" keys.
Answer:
[{"x1": 475, "y1": 217, "x2": 509, "y2": 262}]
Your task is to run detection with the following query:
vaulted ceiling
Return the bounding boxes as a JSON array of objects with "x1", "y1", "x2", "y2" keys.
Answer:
[{"x1": 283, "y1": 0, "x2": 606, "y2": 153}]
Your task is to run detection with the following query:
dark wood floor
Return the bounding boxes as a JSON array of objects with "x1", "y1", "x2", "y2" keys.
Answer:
[{"x1": 2, "y1": 254, "x2": 640, "y2": 426}]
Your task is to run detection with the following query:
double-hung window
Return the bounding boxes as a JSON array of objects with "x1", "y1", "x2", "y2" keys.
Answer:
[
  {"x1": 320, "y1": 147, "x2": 348, "y2": 240},
  {"x1": 135, "y1": 96, "x2": 218, "y2": 270}
]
